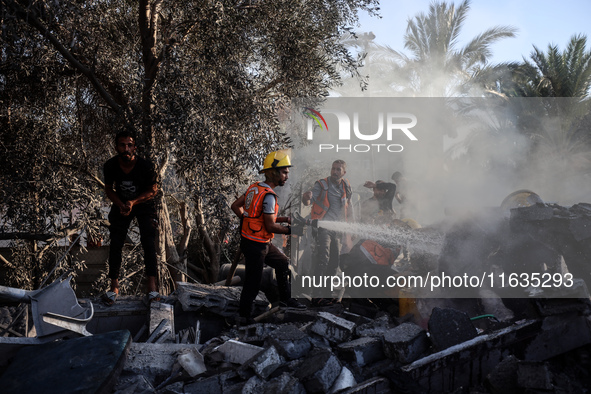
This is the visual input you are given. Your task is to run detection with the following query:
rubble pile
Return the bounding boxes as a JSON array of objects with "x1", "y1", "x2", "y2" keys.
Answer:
[
  {"x1": 2, "y1": 200, "x2": 591, "y2": 392},
  {"x1": 105, "y1": 289, "x2": 591, "y2": 393}
]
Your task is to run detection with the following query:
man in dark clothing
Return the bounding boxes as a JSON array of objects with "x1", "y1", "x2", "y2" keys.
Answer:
[
  {"x1": 103, "y1": 130, "x2": 159, "y2": 305},
  {"x1": 360, "y1": 180, "x2": 397, "y2": 224},
  {"x1": 231, "y1": 149, "x2": 304, "y2": 323}
]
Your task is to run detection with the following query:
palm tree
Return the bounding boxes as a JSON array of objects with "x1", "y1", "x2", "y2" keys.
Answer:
[
  {"x1": 369, "y1": 0, "x2": 517, "y2": 97},
  {"x1": 516, "y1": 34, "x2": 591, "y2": 98},
  {"x1": 459, "y1": 35, "x2": 591, "y2": 204}
]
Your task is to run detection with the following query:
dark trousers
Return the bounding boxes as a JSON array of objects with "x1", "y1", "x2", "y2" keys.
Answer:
[
  {"x1": 108, "y1": 204, "x2": 158, "y2": 280},
  {"x1": 313, "y1": 227, "x2": 341, "y2": 276},
  {"x1": 239, "y1": 237, "x2": 291, "y2": 318}
]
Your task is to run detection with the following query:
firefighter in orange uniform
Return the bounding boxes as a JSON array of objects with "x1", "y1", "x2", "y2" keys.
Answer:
[
  {"x1": 302, "y1": 159, "x2": 352, "y2": 305},
  {"x1": 231, "y1": 149, "x2": 304, "y2": 323}
]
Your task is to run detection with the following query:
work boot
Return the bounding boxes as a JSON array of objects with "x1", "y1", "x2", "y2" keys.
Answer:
[
  {"x1": 235, "y1": 316, "x2": 256, "y2": 327},
  {"x1": 280, "y1": 298, "x2": 306, "y2": 309}
]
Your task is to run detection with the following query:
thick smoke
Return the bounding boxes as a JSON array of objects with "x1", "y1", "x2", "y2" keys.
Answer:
[{"x1": 287, "y1": 96, "x2": 591, "y2": 228}]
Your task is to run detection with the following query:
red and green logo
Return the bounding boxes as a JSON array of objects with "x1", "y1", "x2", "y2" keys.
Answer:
[{"x1": 304, "y1": 107, "x2": 328, "y2": 132}]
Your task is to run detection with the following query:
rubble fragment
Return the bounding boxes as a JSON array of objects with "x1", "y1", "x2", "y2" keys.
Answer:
[
  {"x1": 148, "y1": 302, "x2": 174, "y2": 343},
  {"x1": 329, "y1": 366, "x2": 357, "y2": 393},
  {"x1": 124, "y1": 342, "x2": 202, "y2": 385},
  {"x1": 427, "y1": 307, "x2": 478, "y2": 350},
  {"x1": 383, "y1": 322, "x2": 429, "y2": 364},
  {"x1": 267, "y1": 323, "x2": 312, "y2": 360},
  {"x1": 213, "y1": 339, "x2": 264, "y2": 364},
  {"x1": 177, "y1": 347, "x2": 207, "y2": 377},
  {"x1": 175, "y1": 282, "x2": 268, "y2": 317},
  {"x1": 336, "y1": 336, "x2": 385, "y2": 367},
  {"x1": 309, "y1": 311, "x2": 356, "y2": 344},
  {"x1": 243, "y1": 345, "x2": 285, "y2": 379},
  {"x1": 295, "y1": 348, "x2": 342, "y2": 392}
]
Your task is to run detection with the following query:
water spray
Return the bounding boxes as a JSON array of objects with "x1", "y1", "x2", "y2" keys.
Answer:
[{"x1": 317, "y1": 220, "x2": 443, "y2": 255}]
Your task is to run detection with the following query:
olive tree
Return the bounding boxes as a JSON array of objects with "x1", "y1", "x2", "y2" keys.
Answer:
[{"x1": 0, "y1": 0, "x2": 378, "y2": 290}]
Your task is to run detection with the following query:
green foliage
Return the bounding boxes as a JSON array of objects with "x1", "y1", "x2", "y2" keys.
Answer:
[{"x1": 0, "y1": 0, "x2": 378, "y2": 288}]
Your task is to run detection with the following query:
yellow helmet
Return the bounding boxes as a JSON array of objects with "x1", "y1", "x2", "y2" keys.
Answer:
[
  {"x1": 259, "y1": 149, "x2": 292, "y2": 173},
  {"x1": 401, "y1": 218, "x2": 422, "y2": 229}
]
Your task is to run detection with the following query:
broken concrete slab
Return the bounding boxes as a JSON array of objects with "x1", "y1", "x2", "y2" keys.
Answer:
[
  {"x1": 267, "y1": 324, "x2": 312, "y2": 360},
  {"x1": 509, "y1": 203, "x2": 554, "y2": 222},
  {"x1": 427, "y1": 307, "x2": 477, "y2": 351},
  {"x1": 213, "y1": 339, "x2": 264, "y2": 365},
  {"x1": 309, "y1": 311, "x2": 356, "y2": 344},
  {"x1": 243, "y1": 345, "x2": 285, "y2": 380},
  {"x1": 112, "y1": 373, "x2": 155, "y2": 394},
  {"x1": 149, "y1": 302, "x2": 174, "y2": 343},
  {"x1": 328, "y1": 366, "x2": 357, "y2": 393},
  {"x1": 175, "y1": 282, "x2": 268, "y2": 317},
  {"x1": 354, "y1": 314, "x2": 394, "y2": 338},
  {"x1": 397, "y1": 317, "x2": 589, "y2": 392},
  {"x1": 382, "y1": 322, "x2": 429, "y2": 364},
  {"x1": 339, "y1": 310, "x2": 373, "y2": 326},
  {"x1": 177, "y1": 347, "x2": 207, "y2": 377},
  {"x1": 124, "y1": 342, "x2": 203, "y2": 385},
  {"x1": 184, "y1": 370, "x2": 241, "y2": 394},
  {"x1": 295, "y1": 348, "x2": 342, "y2": 393},
  {"x1": 336, "y1": 336, "x2": 385, "y2": 367},
  {"x1": 262, "y1": 372, "x2": 307, "y2": 394},
  {"x1": 236, "y1": 322, "x2": 279, "y2": 343},
  {"x1": 241, "y1": 375, "x2": 265, "y2": 394},
  {"x1": 524, "y1": 313, "x2": 591, "y2": 361}
]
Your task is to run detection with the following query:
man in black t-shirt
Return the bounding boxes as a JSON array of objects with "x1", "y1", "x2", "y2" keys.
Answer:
[
  {"x1": 102, "y1": 130, "x2": 160, "y2": 305},
  {"x1": 360, "y1": 180, "x2": 397, "y2": 223}
]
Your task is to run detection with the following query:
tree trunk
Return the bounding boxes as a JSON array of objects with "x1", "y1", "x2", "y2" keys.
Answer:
[{"x1": 194, "y1": 194, "x2": 220, "y2": 283}]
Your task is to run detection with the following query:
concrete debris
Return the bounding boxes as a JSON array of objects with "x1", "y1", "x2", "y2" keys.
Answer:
[
  {"x1": 294, "y1": 348, "x2": 342, "y2": 392},
  {"x1": 427, "y1": 307, "x2": 478, "y2": 351},
  {"x1": 382, "y1": 322, "x2": 428, "y2": 364},
  {"x1": 310, "y1": 311, "x2": 356, "y2": 344},
  {"x1": 113, "y1": 373, "x2": 155, "y2": 393},
  {"x1": 123, "y1": 343, "x2": 202, "y2": 385},
  {"x1": 4, "y1": 201, "x2": 591, "y2": 392},
  {"x1": 354, "y1": 314, "x2": 394, "y2": 338},
  {"x1": 213, "y1": 339, "x2": 264, "y2": 364},
  {"x1": 244, "y1": 345, "x2": 285, "y2": 380},
  {"x1": 175, "y1": 282, "x2": 268, "y2": 317},
  {"x1": 148, "y1": 302, "x2": 174, "y2": 343},
  {"x1": 336, "y1": 336, "x2": 385, "y2": 367},
  {"x1": 177, "y1": 347, "x2": 207, "y2": 377},
  {"x1": 3, "y1": 291, "x2": 591, "y2": 393},
  {"x1": 329, "y1": 366, "x2": 356, "y2": 393},
  {"x1": 235, "y1": 322, "x2": 279, "y2": 343},
  {"x1": 263, "y1": 372, "x2": 307, "y2": 394},
  {"x1": 267, "y1": 324, "x2": 312, "y2": 360}
]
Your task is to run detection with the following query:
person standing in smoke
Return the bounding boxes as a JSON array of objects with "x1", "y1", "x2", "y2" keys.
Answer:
[
  {"x1": 302, "y1": 159, "x2": 352, "y2": 306},
  {"x1": 359, "y1": 180, "x2": 397, "y2": 224},
  {"x1": 231, "y1": 149, "x2": 305, "y2": 324}
]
